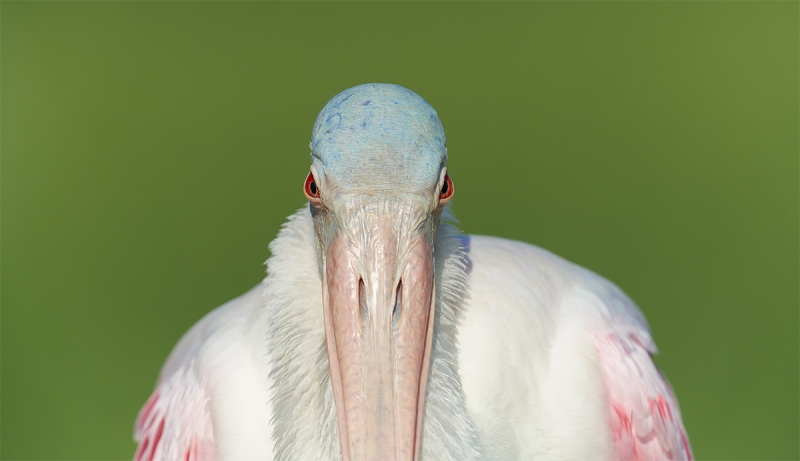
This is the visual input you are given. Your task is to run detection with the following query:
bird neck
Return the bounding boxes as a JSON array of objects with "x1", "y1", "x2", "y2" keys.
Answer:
[{"x1": 261, "y1": 206, "x2": 484, "y2": 460}]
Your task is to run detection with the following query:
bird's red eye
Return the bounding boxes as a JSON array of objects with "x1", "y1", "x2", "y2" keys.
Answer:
[
  {"x1": 304, "y1": 172, "x2": 320, "y2": 200},
  {"x1": 439, "y1": 173, "x2": 454, "y2": 202}
]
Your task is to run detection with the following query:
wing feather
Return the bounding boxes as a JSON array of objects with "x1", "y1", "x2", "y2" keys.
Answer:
[
  {"x1": 134, "y1": 366, "x2": 216, "y2": 461},
  {"x1": 598, "y1": 330, "x2": 692, "y2": 461}
]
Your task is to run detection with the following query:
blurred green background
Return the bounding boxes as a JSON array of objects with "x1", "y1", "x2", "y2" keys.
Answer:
[{"x1": 2, "y1": 2, "x2": 797, "y2": 460}]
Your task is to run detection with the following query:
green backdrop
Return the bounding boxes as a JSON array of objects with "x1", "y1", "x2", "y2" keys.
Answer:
[{"x1": 2, "y1": 2, "x2": 797, "y2": 459}]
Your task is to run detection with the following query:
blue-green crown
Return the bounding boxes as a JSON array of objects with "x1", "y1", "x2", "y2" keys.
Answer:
[{"x1": 311, "y1": 84, "x2": 446, "y2": 193}]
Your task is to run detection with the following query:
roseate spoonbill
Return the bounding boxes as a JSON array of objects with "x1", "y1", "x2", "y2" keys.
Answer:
[{"x1": 134, "y1": 83, "x2": 692, "y2": 461}]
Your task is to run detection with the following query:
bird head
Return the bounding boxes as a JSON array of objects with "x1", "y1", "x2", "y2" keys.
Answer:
[{"x1": 304, "y1": 84, "x2": 454, "y2": 461}]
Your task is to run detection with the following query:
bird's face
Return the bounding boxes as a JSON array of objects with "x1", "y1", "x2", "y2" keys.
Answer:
[{"x1": 304, "y1": 84, "x2": 453, "y2": 461}]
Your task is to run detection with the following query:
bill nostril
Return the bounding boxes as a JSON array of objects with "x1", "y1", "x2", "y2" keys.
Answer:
[
  {"x1": 392, "y1": 281, "x2": 403, "y2": 328},
  {"x1": 359, "y1": 278, "x2": 368, "y2": 326}
]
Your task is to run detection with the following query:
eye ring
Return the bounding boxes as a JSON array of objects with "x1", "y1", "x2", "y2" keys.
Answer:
[
  {"x1": 304, "y1": 171, "x2": 321, "y2": 200},
  {"x1": 439, "y1": 173, "x2": 454, "y2": 203}
]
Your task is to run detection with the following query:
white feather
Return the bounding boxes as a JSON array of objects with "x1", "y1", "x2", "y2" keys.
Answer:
[{"x1": 135, "y1": 207, "x2": 691, "y2": 460}]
